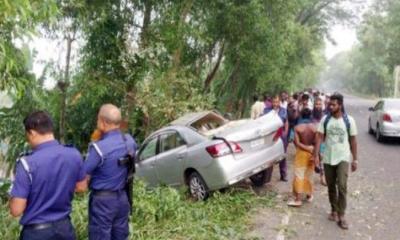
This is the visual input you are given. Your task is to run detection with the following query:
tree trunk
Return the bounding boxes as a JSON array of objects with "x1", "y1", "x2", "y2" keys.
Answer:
[
  {"x1": 204, "y1": 41, "x2": 225, "y2": 92},
  {"x1": 225, "y1": 58, "x2": 241, "y2": 113},
  {"x1": 59, "y1": 36, "x2": 74, "y2": 143},
  {"x1": 171, "y1": 0, "x2": 193, "y2": 73},
  {"x1": 140, "y1": 0, "x2": 152, "y2": 49}
]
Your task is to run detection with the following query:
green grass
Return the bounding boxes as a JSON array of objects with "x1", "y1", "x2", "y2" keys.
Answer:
[{"x1": 0, "y1": 181, "x2": 276, "y2": 240}]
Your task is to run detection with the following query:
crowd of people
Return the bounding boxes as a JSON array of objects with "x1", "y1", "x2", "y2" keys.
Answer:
[{"x1": 251, "y1": 90, "x2": 358, "y2": 230}]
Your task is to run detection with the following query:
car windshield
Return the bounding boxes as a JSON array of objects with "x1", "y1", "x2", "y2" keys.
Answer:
[{"x1": 385, "y1": 100, "x2": 400, "y2": 110}]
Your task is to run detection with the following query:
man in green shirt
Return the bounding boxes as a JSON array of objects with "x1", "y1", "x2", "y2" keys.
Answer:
[{"x1": 314, "y1": 93, "x2": 358, "y2": 230}]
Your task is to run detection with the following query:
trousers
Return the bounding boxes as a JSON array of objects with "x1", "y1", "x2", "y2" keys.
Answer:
[
  {"x1": 20, "y1": 218, "x2": 75, "y2": 240},
  {"x1": 324, "y1": 162, "x2": 349, "y2": 215},
  {"x1": 89, "y1": 191, "x2": 130, "y2": 240}
]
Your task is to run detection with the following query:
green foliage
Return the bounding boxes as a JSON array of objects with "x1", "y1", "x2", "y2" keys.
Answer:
[
  {"x1": 0, "y1": 0, "x2": 57, "y2": 91},
  {"x1": 0, "y1": 180, "x2": 277, "y2": 240},
  {"x1": 0, "y1": 0, "x2": 358, "y2": 169},
  {"x1": 322, "y1": 0, "x2": 400, "y2": 97}
]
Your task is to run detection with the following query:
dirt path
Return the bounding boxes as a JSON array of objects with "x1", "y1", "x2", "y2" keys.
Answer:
[{"x1": 248, "y1": 96, "x2": 400, "y2": 240}]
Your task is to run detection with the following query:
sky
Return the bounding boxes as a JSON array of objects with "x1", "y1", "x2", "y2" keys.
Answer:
[
  {"x1": 324, "y1": 25, "x2": 358, "y2": 60},
  {"x1": 324, "y1": 0, "x2": 374, "y2": 60}
]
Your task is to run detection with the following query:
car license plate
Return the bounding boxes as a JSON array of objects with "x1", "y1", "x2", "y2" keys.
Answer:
[{"x1": 251, "y1": 138, "x2": 264, "y2": 148}]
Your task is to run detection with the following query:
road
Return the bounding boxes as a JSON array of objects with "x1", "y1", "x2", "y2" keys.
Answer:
[{"x1": 249, "y1": 95, "x2": 400, "y2": 240}]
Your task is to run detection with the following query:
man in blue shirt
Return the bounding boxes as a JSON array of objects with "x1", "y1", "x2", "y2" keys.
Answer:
[
  {"x1": 9, "y1": 111, "x2": 87, "y2": 240},
  {"x1": 84, "y1": 104, "x2": 137, "y2": 240},
  {"x1": 264, "y1": 95, "x2": 289, "y2": 181}
]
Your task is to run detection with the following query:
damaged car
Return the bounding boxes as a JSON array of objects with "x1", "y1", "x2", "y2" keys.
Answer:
[{"x1": 135, "y1": 111, "x2": 286, "y2": 200}]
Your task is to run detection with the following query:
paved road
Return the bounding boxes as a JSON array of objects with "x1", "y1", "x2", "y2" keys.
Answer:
[{"x1": 249, "y1": 95, "x2": 400, "y2": 240}]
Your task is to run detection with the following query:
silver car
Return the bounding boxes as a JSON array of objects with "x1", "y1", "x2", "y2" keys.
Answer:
[
  {"x1": 135, "y1": 111, "x2": 286, "y2": 200},
  {"x1": 368, "y1": 99, "x2": 400, "y2": 142}
]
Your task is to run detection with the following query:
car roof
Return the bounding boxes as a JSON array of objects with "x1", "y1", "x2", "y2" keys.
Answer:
[
  {"x1": 381, "y1": 98, "x2": 400, "y2": 102},
  {"x1": 169, "y1": 111, "x2": 222, "y2": 126},
  {"x1": 148, "y1": 125, "x2": 188, "y2": 138},
  {"x1": 143, "y1": 125, "x2": 206, "y2": 146}
]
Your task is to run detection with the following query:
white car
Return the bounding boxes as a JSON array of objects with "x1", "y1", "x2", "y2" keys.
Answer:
[
  {"x1": 368, "y1": 99, "x2": 400, "y2": 142},
  {"x1": 135, "y1": 111, "x2": 286, "y2": 200}
]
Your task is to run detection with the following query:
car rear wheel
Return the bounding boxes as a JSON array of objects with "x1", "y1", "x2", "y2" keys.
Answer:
[
  {"x1": 368, "y1": 119, "x2": 374, "y2": 134},
  {"x1": 375, "y1": 124, "x2": 384, "y2": 142},
  {"x1": 188, "y1": 172, "x2": 209, "y2": 201},
  {"x1": 250, "y1": 166, "x2": 273, "y2": 187}
]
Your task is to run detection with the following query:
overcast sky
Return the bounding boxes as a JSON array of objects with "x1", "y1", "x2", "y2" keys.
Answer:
[{"x1": 325, "y1": 25, "x2": 358, "y2": 59}]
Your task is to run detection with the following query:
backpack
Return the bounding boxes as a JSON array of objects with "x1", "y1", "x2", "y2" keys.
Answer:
[{"x1": 323, "y1": 113, "x2": 351, "y2": 143}]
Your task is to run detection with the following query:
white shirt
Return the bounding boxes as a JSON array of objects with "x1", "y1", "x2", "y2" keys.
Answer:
[{"x1": 251, "y1": 101, "x2": 265, "y2": 119}]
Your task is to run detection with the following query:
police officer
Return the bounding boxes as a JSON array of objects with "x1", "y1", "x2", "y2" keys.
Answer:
[
  {"x1": 84, "y1": 104, "x2": 136, "y2": 240},
  {"x1": 9, "y1": 111, "x2": 87, "y2": 240}
]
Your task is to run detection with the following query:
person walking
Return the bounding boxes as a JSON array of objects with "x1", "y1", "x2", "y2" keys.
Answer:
[
  {"x1": 314, "y1": 93, "x2": 358, "y2": 230},
  {"x1": 84, "y1": 104, "x2": 137, "y2": 240},
  {"x1": 288, "y1": 108, "x2": 316, "y2": 207},
  {"x1": 264, "y1": 95, "x2": 289, "y2": 181},
  {"x1": 312, "y1": 97, "x2": 327, "y2": 186},
  {"x1": 250, "y1": 95, "x2": 265, "y2": 119},
  {"x1": 287, "y1": 100, "x2": 299, "y2": 143},
  {"x1": 280, "y1": 91, "x2": 289, "y2": 109},
  {"x1": 9, "y1": 111, "x2": 87, "y2": 240}
]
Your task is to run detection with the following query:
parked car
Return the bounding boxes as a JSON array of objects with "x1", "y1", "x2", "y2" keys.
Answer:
[
  {"x1": 368, "y1": 99, "x2": 400, "y2": 142},
  {"x1": 135, "y1": 111, "x2": 286, "y2": 200}
]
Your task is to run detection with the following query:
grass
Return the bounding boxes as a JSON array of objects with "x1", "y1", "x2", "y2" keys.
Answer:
[{"x1": 0, "y1": 180, "x2": 276, "y2": 240}]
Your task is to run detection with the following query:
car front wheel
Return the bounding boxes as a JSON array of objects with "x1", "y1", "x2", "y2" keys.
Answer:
[
  {"x1": 188, "y1": 172, "x2": 209, "y2": 201},
  {"x1": 250, "y1": 166, "x2": 273, "y2": 187}
]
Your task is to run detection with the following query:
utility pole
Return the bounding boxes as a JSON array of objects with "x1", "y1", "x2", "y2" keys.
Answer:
[{"x1": 394, "y1": 66, "x2": 400, "y2": 98}]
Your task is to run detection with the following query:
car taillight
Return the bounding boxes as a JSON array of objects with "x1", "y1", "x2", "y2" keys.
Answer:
[
  {"x1": 206, "y1": 141, "x2": 242, "y2": 158},
  {"x1": 383, "y1": 113, "x2": 392, "y2": 122},
  {"x1": 273, "y1": 128, "x2": 283, "y2": 142}
]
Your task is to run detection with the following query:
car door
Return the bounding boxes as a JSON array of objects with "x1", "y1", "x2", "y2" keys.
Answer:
[
  {"x1": 155, "y1": 131, "x2": 188, "y2": 187},
  {"x1": 372, "y1": 101, "x2": 384, "y2": 130},
  {"x1": 136, "y1": 137, "x2": 160, "y2": 187}
]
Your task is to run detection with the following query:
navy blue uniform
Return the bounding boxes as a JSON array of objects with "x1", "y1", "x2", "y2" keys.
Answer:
[
  {"x1": 10, "y1": 140, "x2": 86, "y2": 240},
  {"x1": 84, "y1": 129, "x2": 136, "y2": 240}
]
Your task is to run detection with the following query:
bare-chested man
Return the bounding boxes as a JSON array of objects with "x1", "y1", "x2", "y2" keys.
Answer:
[{"x1": 288, "y1": 108, "x2": 316, "y2": 207}]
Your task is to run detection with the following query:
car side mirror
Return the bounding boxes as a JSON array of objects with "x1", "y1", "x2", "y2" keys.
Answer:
[{"x1": 368, "y1": 107, "x2": 374, "y2": 112}]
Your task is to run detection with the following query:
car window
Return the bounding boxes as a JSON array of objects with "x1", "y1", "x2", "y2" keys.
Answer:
[
  {"x1": 159, "y1": 132, "x2": 186, "y2": 153},
  {"x1": 374, "y1": 101, "x2": 383, "y2": 111},
  {"x1": 139, "y1": 137, "x2": 158, "y2": 161}
]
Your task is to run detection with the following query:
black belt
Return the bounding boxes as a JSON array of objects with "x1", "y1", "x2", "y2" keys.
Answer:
[
  {"x1": 92, "y1": 189, "x2": 125, "y2": 197},
  {"x1": 24, "y1": 218, "x2": 69, "y2": 231}
]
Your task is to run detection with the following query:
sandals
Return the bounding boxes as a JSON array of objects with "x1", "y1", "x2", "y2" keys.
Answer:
[
  {"x1": 338, "y1": 219, "x2": 349, "y2": 230},
  {"x1": 287, "y1": 200, "x2": 302, "y2": 207},
  {"x1": 328, "y1": 212, "x2": 339, "y2": 222},
  {"x1": 328, "y1": 212, "x2": 349, "y2": 230}
]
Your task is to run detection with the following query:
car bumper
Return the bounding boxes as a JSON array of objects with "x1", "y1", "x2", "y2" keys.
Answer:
[
  {"x1": 202, "y1": 139, "x2": 286, "y2": 190},
  {"x1": 381, "y1": 122, "x2": 400, "y2": 137}
]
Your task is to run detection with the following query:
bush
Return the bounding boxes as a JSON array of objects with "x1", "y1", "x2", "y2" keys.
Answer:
[{"x1": 0, "y1": 180, "x2": 276, "y2": 240}]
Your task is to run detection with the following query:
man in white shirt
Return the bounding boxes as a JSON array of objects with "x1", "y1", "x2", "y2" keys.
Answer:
[{"x1": 250, "y1": 95, "x2": 265, "y2": 119}]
